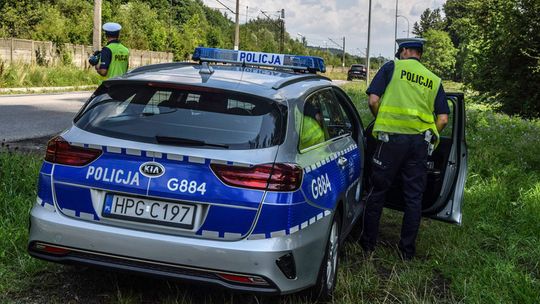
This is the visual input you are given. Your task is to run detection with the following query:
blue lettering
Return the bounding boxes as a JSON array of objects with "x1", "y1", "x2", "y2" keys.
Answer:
[
  {"x1": 261, "y1": 54, "x2": 268, "y2": 64},
  {"x1": 274, "y1": 56, "x2": 281, "y2": 65},
  {"x1": 239, "y1": 52, "x2": 246, "y2": 62}
]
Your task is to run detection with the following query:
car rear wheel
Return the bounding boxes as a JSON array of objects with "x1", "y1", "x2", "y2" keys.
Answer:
[{"x1": 309, "y1": 211, "x2": 341, "y2": 301}]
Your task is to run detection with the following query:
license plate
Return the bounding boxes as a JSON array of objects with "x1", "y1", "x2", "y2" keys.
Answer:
[{"x1": 102, "y1": 194, "x2": 197, "y2": 229}]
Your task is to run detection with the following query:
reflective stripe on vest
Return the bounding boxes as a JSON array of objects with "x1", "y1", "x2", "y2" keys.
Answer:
[
  {"x1": 373, "y1": 59, "x2": 441, "y2": 146},
  {"x1": 102, "y1": 42, "x2": 129, "y2": 80}
]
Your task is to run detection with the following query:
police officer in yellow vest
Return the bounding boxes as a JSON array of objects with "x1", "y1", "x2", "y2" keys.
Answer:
[
  {"x1": 299, "y1": 102, "x2": 326, "y2": 150},
  {"x1": 95, "y1": 22, "x2": 129, "y2": 80},
  {"x1": 360, "y1": 37, "x2": 450, "y2": 260}
]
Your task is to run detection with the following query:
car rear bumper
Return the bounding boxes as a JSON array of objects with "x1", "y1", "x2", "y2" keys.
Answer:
[
  {"x1": 348, "y1": 73, "x2": 366, "y2": 79},
  {"x1": 28, "y1": 202, "x2": 331, "y2": 294}
]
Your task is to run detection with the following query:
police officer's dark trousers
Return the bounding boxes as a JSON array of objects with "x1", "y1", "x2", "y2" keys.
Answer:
[{"x1": 360, "y1": 134, "x2": 429, "y2": 258}]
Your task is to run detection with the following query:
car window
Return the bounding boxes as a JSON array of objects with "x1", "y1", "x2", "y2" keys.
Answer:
[
  {"x1": 299, "y1": 91, "x2": 328, "y2": 151},
  {"x1": 75, "y1": 84, "x2": 286, "y2": 149},
  {"x1": 319, "y1": 90, "x2": 352, "y2": 139}
]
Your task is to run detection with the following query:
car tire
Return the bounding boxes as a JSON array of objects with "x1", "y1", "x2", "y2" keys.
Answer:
[
  {"x1": 347, "y1": 77, "x2": 352, "y2": 81},
  {"x1": 308, "y1": 211, "x2": 341, "y2": 301}
]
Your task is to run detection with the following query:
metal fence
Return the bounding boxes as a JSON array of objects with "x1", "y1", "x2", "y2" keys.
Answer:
[{"x1": 0, "y1": 38, "x2": 173, "y2": 68}]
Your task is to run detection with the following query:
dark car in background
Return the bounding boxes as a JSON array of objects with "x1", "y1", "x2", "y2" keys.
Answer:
[{"x1": 347, "y1": 64, "x2": 367, "y2": 81}]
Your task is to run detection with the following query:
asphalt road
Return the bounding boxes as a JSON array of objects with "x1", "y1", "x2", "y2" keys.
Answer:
[{"x1": 0, "y1": 92, "x2": 91, "y2": 142}]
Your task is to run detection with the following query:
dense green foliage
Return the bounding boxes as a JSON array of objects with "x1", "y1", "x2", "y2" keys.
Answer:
[
  {"x1": 416, "y1": 0, "x2": 540, "y2": 117},
  {"x1": 422, "y1": 29, "x2": 457, "y2": 80},
  {"x1": 412, "y1": 8, "x2": 445, "y2": 37},
  {"x1": 0, "y1": 0, "x2": 365, "y2": 67},
  {"x1": 1, "y1": 85, "x2": 539, "y2": 303},
  {"x1": 0, "y1": 63, "x2": 100, "y2": 87}
]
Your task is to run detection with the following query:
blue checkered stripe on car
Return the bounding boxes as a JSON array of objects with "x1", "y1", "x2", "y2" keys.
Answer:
[
  {"x1": 49, "y1": 142, "x2": 256, "y2": 230},
  {"x1": 248, "y1": 142, "x2": 359, "y2": 240},
  {"x1": 303, "y1": 143, "x2": 358, "y2": 174},
  {"x1": 70, "y1": 143, "x2": 252, "y2": 167},
  {"x1": 36, "y1": 162, "x2": 56, "y2": 212},
  {"x1": 48, "y1": 142, "x2": 359, "y2": 240}
]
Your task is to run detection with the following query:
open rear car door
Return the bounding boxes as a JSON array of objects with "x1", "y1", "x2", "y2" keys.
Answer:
[{"x1": 364, "y1": 93, "x2": 468, "y2": 224}]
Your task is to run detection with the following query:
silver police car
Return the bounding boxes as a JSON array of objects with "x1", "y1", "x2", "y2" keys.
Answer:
[{"x1": 28, "y1": 48, "x2": 467, "y2": 298}]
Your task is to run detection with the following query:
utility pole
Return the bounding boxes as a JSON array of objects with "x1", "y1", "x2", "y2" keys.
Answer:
[
  {"x1": 393, "y1": 0, "x2": 399, "y2": 56},
  {"x1": 234, "y1": 0, "x2": 240, "y2": 50},
  {"x1": 261, "y1": 10, "x2": 285, "y2": 53},
  {"x1": 367, "y1": 0, "x2": 372, "y2": 84},
  {"x1": 93, "y1": 0, "x2": 101, "y2": 51},
  {"x1": 280, "y1": 9, "x2": 285, "y2": 53},
  {"x1": 342, "y1": 36, "x2": 346, "y2": 67}
]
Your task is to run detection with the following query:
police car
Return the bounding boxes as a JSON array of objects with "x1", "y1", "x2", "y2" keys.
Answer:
[{"x1": 28, "y1": 47, "x2": 467, "y2": 298}]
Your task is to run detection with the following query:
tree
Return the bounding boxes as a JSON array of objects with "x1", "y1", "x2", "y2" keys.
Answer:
[
  {"x1": 422, "y1": 29, "x2": 457, "y2": 79},
  {"x1": 412, "y1": 8, "x2": 445, "y2": 37},
  {"x1": 443, "y1": 0, "x2": 540, "y2": 117}
]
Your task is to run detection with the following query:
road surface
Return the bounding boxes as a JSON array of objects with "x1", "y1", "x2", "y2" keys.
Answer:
[{"x1": 0, "y1": 92, "x2": 91, "y2": 142}]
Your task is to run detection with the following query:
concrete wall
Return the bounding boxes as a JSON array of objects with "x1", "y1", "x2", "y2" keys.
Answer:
[{"x1": 0, "y1": 38, "x2": 173, "y2": 68}]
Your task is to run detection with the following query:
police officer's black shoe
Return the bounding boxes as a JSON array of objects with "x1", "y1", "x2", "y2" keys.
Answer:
[
  {"x1": 398, "y1": 250, "x2": 414, "y2": 261},
  {"x1": 360, "y1": 243, "x2": 375, "y2": 259}
]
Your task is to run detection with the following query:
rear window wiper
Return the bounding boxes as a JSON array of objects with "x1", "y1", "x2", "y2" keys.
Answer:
[{"x1": 155, "y1": 136, "x2": 229, "y2": 149}]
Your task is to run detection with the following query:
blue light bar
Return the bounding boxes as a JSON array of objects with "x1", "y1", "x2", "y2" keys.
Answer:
[{"x1": 192, "y1": 47, "x2": 326, "y2": 73}]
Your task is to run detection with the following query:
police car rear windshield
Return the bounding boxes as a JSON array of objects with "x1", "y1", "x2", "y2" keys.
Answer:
[{"x1": 75, "y1": 83, "x2": 286, "y2": 149}]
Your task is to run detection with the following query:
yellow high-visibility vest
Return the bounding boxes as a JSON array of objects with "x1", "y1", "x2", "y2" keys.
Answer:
[
  {"x1": 101, "y1": 42, "x2": 129, "y2": 80},
  {"x1": 373, "y1": 59, "x2": 441, "y2": 146}
]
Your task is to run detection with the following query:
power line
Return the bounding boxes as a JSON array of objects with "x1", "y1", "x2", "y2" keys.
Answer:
[
  {"x1": 327, "y1": 38, "x2": 342, "y2": 49},
  {"x1": 214, "y1": 0, "x2": 235, "y2": 14}
]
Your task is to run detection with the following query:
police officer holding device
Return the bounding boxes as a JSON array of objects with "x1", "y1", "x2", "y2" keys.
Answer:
[
  {"x1": 360, "y1": 37, "x2": 450, "y2": 260},
  {"x1": 90, "y1": 22, "x2": 129, "y2": 80}
]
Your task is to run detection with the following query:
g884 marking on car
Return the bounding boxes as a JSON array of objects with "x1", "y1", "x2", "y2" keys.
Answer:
[
  {"x1": 311, "y1": 173, "x2": 332, "y2": 199},
  {"x1": 167, "y1": 178, "x2": 207, "y2": 195}
]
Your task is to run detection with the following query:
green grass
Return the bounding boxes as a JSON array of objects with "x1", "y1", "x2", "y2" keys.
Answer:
[
  {"x1": 1, "y1": 84, "x2": 539, "y2": 303},
  {"x1": 325, "y1": 69, "x2": 348, "y2": 80},
  {"x1": 0, "y1": 152, "x2": 48, "y2": 294},
  {"x1": 0, "y1": 63, "x2": 100, "y2": 88}
]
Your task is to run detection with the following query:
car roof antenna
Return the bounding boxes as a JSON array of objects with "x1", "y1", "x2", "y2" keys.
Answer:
[{"x1": 199, "y1": 62, "x2": 214, "y2": 75}]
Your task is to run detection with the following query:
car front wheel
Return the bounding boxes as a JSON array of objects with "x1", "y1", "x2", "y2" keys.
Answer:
[{"x1": 309, "y1": 211, "x2": 341, "y2": 301}]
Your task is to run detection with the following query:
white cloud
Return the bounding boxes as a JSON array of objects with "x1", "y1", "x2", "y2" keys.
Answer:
[{"x1": 202, "y1": 0, "x2": 446, "y2": 59}]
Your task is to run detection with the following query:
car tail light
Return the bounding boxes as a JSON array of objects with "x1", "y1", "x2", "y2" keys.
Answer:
[
  {"x1": 45, "y1": 136, "x2": 102, "y2": 166},
  {"x1": 216, "y1": 273, "x2": 269, "y2": 286},
  {"x1": 210, "y1": 163, "x2": 302, "y2": 191}
]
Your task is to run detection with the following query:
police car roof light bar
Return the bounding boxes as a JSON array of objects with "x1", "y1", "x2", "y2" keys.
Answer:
[{"x1": 192, "y1": 47, "x2": 326, "y2": 73}]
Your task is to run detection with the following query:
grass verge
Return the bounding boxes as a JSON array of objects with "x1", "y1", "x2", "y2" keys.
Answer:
[
  {"x1": 0, "y1": 63, "x2": 100, "y2": 88},
  {"x1": 0, "y1": 83, "x2": 539, "y2": 303},
  {"x1": 0, "y1": 152, "x2": 48, "y2": 296}
]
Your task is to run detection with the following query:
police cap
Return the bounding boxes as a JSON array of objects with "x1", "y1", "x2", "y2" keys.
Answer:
[
  {"x1": 103, "y1": 22, "x2": 122, "y2": 37},
  {"x1": 395, "y1": 37, "x2": 426, "y2": 58}
]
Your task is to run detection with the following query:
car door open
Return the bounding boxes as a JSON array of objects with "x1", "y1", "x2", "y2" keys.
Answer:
[{"x1": 365, "y1": 93, "x2": 468, "y2": 224}]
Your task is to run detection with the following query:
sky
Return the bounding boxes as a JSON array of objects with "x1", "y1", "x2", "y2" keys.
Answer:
[{"x1": 202, "y1": 0, "x2": 446, "y2": 59}]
